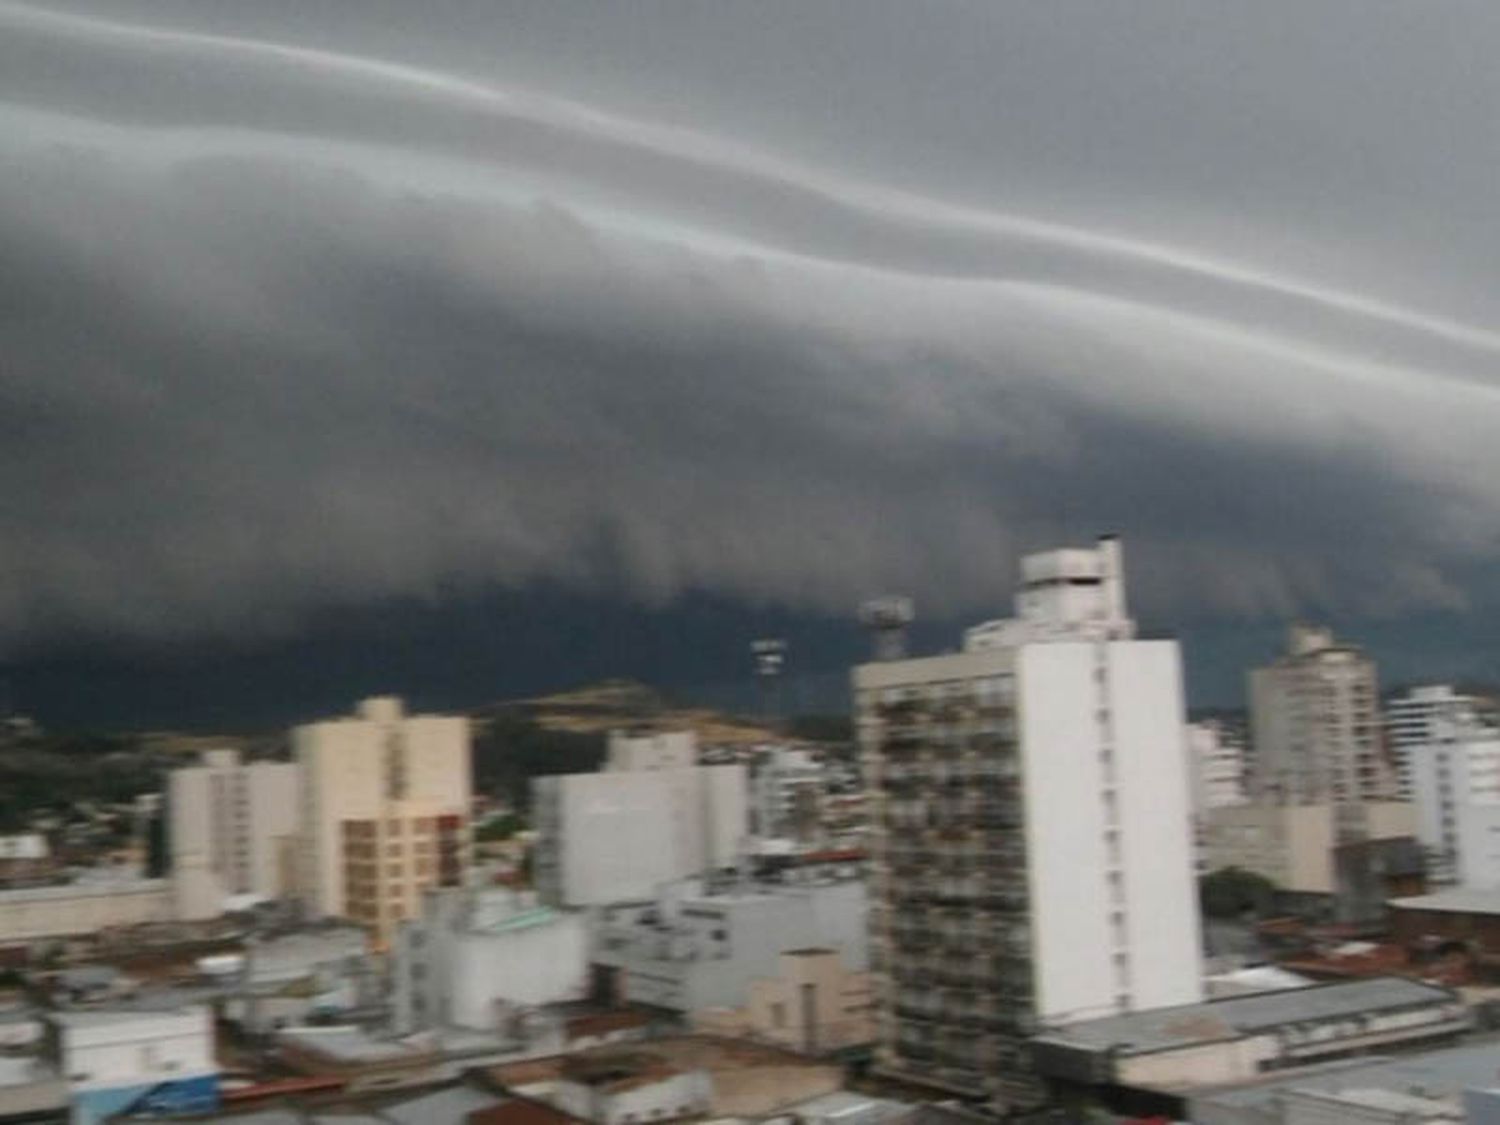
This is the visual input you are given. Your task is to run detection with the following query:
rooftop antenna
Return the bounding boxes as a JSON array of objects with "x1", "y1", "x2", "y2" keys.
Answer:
[
  {"x1": 751, "y1": 638, "x2": 788, "y2": 730},
  {"x1": 859, "y1": 596, "x2": 914, "y2": 662}
]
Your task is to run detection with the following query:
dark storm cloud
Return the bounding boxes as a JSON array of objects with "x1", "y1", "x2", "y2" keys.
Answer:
[{"x1": 2, "y1": 0, "x2": 1500, "y2": 647}]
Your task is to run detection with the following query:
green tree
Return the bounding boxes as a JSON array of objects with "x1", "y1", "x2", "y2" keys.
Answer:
[{"x1": 1200, "y1": 866, "x2": 1276, "y2": 919}]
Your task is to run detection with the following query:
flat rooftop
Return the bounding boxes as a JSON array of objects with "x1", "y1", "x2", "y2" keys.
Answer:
[
  {"x1": 1189, "y1": 1039, "x2": 1500, "y2": 1116},
  {"x1": 278, "y1": 1026, "x2": 434, "y2": 1065},
  {"x1": 1391, "y1": 887, "x2": 1500, "y2": 915},
  {"x1": 1032, "y1": 977, "x2": 1455, "y2": 1056}
]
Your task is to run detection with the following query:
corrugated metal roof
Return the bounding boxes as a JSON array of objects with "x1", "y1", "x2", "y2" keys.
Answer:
[{"x1": 1032, "y1": 976, "x2": 1454, "y2": 1055}]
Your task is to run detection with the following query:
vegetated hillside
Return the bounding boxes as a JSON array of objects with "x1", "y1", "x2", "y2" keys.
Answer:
[{"x1": 469, "y1": 679, "x2": 853, "y2": 808}]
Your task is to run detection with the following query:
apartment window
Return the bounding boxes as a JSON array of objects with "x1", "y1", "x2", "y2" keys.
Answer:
[{"x1": 770, "y1": 1002, "x2": 787, "y2": 1028}]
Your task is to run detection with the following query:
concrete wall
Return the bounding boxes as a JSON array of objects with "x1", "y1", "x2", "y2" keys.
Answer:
[
  {"x1": 1108, "y1": 640, "x2": 1204, "y2": 1010},
  {"x1": 538, "y1": 766, "x2": 749, "y2": 907},
  {"x1": 1021, "y1": 642, "x2": 1117, "y2": 1024},
  {"x1": 0, "y1": 881, "x2": 174, "y2": 944},
  {"x1": 59, "y1": 1007, "x2": 216, "y2": 1092}
]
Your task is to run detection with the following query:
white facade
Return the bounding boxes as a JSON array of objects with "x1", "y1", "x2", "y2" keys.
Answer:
[
  {"x1": 1188, "y1": 720, "x2": 1248, "y2": 814},
  {"x1": 392, "y1": 886, "x2": 589, "y2": 1033},
  {"x1": 51, "y1": 1007, "x2": 218, "y2": 1125},
  {"x1": 0, "y1": 880, "x2": 174, "y2": 945},
  {"x1": 855, "y1": 536, "x2": 1202, "y2": 1102},
  {"x1": 1250, "y1": 624, "x2": 1394, "y2": 808},
  {"x1": 1388, "y1": 685, "x2": 1480, "y2": 800},
  {"x1": 295, "y1": 697, "x2": 472, "y2": 947},
  {"x1": 0, "y1": 834, "x2": 48, "y2": 860},
  {"x1": 752, "y1": 746, "x2": 825, "y2": 841},
  {"x1": 533, "y1": 764, "x2": 748, "y2": 907},
  {"x1": 1409, "y1": 717, "x2": 1500, "y2": 887},
  {"x1": 607, "y1": 730, "x2": 698, "y2": 772},
  {"x1": 169, "y1": 749, "x2": 301, "y2": 920},
  {"x1": 593, "y1": 875, "x2": 868, "y2": 1013}
]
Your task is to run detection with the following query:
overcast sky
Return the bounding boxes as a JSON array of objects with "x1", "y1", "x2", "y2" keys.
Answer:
[{"x1": 4, "y1": 2, "x2": 1500, "y2": 703}]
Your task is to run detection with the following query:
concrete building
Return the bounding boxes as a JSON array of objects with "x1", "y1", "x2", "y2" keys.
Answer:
[
  {"x1": 1250, "y1": 624, "x2": 1395, "y2": 807},
  {"x1": 854, "y1": 536, "x2": 1203, "y2": 1105},
  {"x1": 1389, "y1": 886, "x2": 1500, "y2": 955},
  {"x1": 752, "y1": 746, "x2": 825, "y2": 842},
  {"x1": 1189, "y1": 719, "x2": 1248, "y2": 814},
  {"x1": 1201, "y1": 802, "x2": 1415, "y2": 895},
  {"x1": 168, "y1": 749, "x2": 301, "y2": 920},
  {"x1": 1185, "y1": 1040, "x2": 1500, "y2": 1125},
  {"x1": 532, "y1": 749, "x2": 748, "y2": 908},
  {"x1": 295, "y1": 697, "x2": 472, "y2": 948},
  {"x1": 593, "y1": 875, "x2": 868, "y2": 1014},
  {"x1": 606, "y1": 730, "x2": 697, "y2": 772},
  {"x1": 1030, "y1": 977, "x2": 1471, "y2": 1112},
  {"x1": 392, "y1": 886, "x2": 589, "y2": 1034},
  {"x1": 693, "y1": 947, "x2": 875, "y2": 1055},
  {"x1": 1407, "y1": 712, "x2": 1500, "y2": 886},
  {"x1": 49, "y1": 1006, "x2": 219, "y2": 1124},
  {"x1": 1387, "y1": 685, "x2": 1481, "y2": 800},
  {"x1": 0, "y1": 879, "x2": 175, "y2": 949}
]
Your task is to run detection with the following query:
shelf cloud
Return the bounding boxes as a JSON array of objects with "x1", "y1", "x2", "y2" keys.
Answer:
[{"x1": 3, "y1": 1, "x2": 1500, "y2": 647}]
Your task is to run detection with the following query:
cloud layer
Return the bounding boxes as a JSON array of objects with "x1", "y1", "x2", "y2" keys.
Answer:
[{"x1": 3, "y1": 1, "x2": 1500, "y2": 648}]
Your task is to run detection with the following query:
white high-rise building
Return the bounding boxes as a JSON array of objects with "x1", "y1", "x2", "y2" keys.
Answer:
[
  {"x1": 1249, "y1": 625, "x2": 1394, "y2": 808},
  {"x1": 1387, "y1": 685, "x2": 1480, "y2": 799},
  {"x1": 1409, "y1": 714, "x2": 1500, "y2": 887},
  {"x1": 295, "y1": 697, "x2": 472, "y2": 948},
  {"x1": 1187, "y1": 720, "x2": 1248, "y2": 815},
  {"x1": 168, "y1": 749, "x2": 301, "y2": 920},
  {"x1": 855, "y1": 536, "x2": 1202, "y2": 1106},
  {"x1": 532, "y1": 731, "x2": 748, "y2": 907},
  {"x1": 752, "y1": 746, "x2": 825, "y2": 841}
]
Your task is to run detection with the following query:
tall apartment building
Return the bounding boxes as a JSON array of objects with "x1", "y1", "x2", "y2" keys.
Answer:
[
  {"x1": 533, "y1": 732, "x2": 748, "y2": 907},
  {"x1": 295, "y1": 697, "x2": 471, "y2": 947},
  {"x1": 1187, "y1": 719, "x2": 1248, "y2": 815},
  {"x1": 1249, "y1": 625, "x2": 1395, "y2": 810},
  {"x1": 1409, "y1": 714, "x2": 1500, "y2": 887},
  {"x1": 1388, "y1": 685, "x2": 1480, "y2": 799},
  {"x1": 752, "y1": 746, "x2": 825, "y2": 842},
  {"x1": 169, "y1": 749, "x2": 301, "y2": 920},
  {"x1": 854, "y1": 536, "x2": 1202, "y2": 1107}
]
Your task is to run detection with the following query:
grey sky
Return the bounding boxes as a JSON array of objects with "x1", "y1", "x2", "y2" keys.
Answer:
[{"x1": 2, "y1": 1, "x2": 1499, "y2": 650}]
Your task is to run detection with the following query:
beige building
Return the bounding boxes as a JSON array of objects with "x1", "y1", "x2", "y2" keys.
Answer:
[
  {"x1": 296, "y1": 697, "x2": 471, "y2": 947},
  {"x1": 695, "y1": 948, "x2": 874, "y2": 1055},
  {"x1": 1201, "y1": 802, "x2": 1414, "y2": 893},
  {"x1": 1250, "y1": 624, "x2": 1396, "y2": 807},
  {"x1": 169, "y1": 749, "x2": 301, "y2": 920}
]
